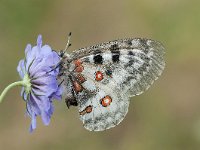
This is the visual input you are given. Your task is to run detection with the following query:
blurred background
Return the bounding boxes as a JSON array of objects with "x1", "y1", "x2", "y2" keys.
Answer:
[{"x1": 0, "y1": 0, "x2": 200, "y2": 150}]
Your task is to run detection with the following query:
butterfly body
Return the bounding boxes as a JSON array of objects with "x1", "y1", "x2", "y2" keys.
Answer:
[{"x1": 59, "y1": 38, "x2": 165, "y2": 131}]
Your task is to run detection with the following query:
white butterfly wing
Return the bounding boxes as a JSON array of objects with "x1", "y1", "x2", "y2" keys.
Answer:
[
  {"x1": 78, "y1": 81, "x2": 129, "y2": 131},
  {"x1": 72, "y1": 38, "x2": 165, "y2": 97},
  {"x1": 61, "y1": 38, "x2": 165, "y2": 131}
]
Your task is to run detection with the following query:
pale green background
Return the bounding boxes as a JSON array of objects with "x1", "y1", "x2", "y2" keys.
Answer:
[{"x1": 0, "y1": 0, "x2": 200, "y2": 150}]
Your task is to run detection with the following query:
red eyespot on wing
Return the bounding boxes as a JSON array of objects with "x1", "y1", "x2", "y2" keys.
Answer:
[
  {"x1": 85, "y1": 105, "x2": 93, "y2": 113},
  {"x1": 95, "y1": 71, "x2": 103, "y2": 81},
  {"x1": 100, "y1": 95, "x2": 112, "y2": 107},
  {"x1": 79, "y1": 105, "x2": 93, "y2": 115}
]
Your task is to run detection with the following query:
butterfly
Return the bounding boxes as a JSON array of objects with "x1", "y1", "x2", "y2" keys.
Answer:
[{"x1": 58, "y1": 33, "x2": 165, "y2": 131}]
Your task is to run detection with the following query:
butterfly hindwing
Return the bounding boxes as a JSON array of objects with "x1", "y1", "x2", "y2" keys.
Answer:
[{"x1": 78, "y1": 84, "x2": 129, "y2": 131}]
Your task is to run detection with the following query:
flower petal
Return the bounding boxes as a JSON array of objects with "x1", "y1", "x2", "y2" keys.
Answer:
[
  {"x1": 40, "y1": 45, "x2": 52, "y2": 56},
  {"x1": 17, "y1": 60, "x2": 25, "y2": 79},
  {"x1": 25, "y1": 44, "x2": 32, "y2": 55},
  {"x1": 41, "y1": 111, "x2": 50, "y2": 125},
  {"x1": 37, "y1": 35, "x2": 42, "y2": 48},
  {"x1": 20, "y1": 87, "x2": 28, "y2": 101},
  {"x1": 27, "y1": 94, "x2": 41, "y2": 115},
  {"x1": 29, "y1": 113, "x2": 37, "y2": 132},
  {"x1": 52, "y1": 86, "x2": 62, "y2": 100}
]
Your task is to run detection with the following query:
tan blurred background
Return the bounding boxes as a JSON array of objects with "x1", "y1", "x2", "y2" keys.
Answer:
[{"x1": 0, "y1": 0, "x2": 200, "y2": 150}]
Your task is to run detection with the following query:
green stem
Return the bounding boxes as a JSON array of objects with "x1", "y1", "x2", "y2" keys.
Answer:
[{"x1": 0, "y1": 81, "x2": 25, "y2": 103}]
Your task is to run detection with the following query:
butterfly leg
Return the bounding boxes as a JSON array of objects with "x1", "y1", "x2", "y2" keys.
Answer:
[
  {"x1": 65, "y1": 96, "x2": 78, "y2": 108},
  {"x1": 65, "y1": 74, "x2": 79, "y2": 108},
  {"x1": 65, "y1": 85, "x2": 78, "y2": 108}
]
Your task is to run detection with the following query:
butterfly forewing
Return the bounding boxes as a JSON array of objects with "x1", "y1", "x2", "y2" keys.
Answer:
[{"x1": 71, "y1": 38, "x2": 165, "y2": 96}]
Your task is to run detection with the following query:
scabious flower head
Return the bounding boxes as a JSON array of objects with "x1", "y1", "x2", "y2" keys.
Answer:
[{"x1": 17, "y1": 35, "x2": 62, "y2": 132}]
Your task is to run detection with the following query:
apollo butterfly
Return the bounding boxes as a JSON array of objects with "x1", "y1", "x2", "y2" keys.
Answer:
[{"x1": 58, "y1": 33, "x2": 165, "y2": 131}]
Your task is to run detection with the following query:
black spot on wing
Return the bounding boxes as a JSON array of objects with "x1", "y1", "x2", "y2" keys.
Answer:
[
  {"x1": 110, "y1": 44, "x2": 120, "y2": 63},
  {"x1": 93, "y1": 54, "x2": 103, "y2": 64},
  {"x1": 111, "y1": 50, "x2": 120, "y2": 63},
  {"x1": 112, "y1": 54, "x2": 120, "y2": 62},
  {"x1": 128, "y1": 51, "x2": 135, "y2": 56}
]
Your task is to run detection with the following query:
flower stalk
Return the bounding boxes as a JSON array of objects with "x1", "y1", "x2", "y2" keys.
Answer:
[{"x1": 0, "y1": 81, "x2": 25, "y2": 103}]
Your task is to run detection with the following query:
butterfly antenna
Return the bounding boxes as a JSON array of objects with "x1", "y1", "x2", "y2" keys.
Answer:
[
  {"x1": 47, "y1": 32, "x2": 72, "y2": 74},
  {"x1": 62, "y1": 32, "x2": 72, "y2": 56}
]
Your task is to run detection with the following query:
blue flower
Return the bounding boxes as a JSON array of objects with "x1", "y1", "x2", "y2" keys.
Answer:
[{"x1": 17, "y1": 35, "x2": 62, "y2": 132}]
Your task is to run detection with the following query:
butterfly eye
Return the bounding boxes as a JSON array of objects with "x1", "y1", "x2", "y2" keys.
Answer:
[
  {"x1": 95, "y1": 71, "x2": 104, "y2": 81},
  {"x1": 100, "y1": 95, "x2": 112, "y2": 107}
]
